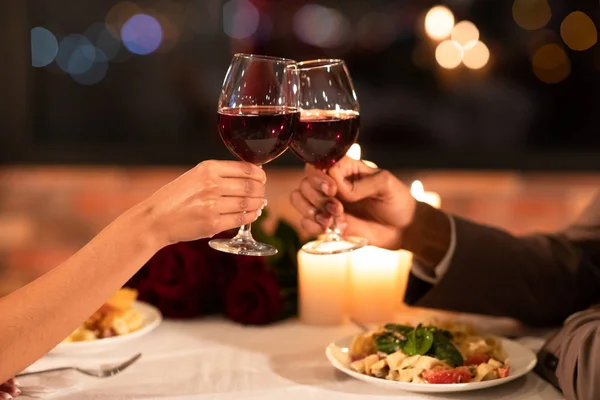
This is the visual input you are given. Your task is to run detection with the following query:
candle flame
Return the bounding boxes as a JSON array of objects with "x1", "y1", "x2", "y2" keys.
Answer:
[
  {"x1": 411, "y1": 180, "x2": 424, "y2": 198},
  {"x1": 346, "y1": 143, "x2": 361, "y2": 160}
]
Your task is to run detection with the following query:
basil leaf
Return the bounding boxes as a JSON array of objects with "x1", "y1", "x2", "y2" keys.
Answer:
[
  {"x1": 374, "y1": 332, "x2": 404, "y2": 354},
  {"x1": 402, "y1": 326, "x2": 434, "y2": 356},
  {"x1": 429, "y1": 333, "x2": 464, "y2": 367}
]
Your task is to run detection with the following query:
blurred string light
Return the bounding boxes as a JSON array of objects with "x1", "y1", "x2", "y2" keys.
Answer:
[
  {"x1": 462, "y1": 41, "x2": 490, "y2": 69},
  {"x1": 121, "y1": 14, "x2": 163, "y2": 55},
  {"x1": 223, "y1": 0, "x2": 260, "y2": 39},
  {"x1": 435, "y1": 40, "x2": 463, "y2": 69},
  {"x1": 532, "y1": 43, "x2": 570, "y2": 83},
  {"x1": 512, "y1": 0, "x2": 551, "y2": 30},
  {"x1": 55, "y1": 34, "x2": 109, "y2": 85},
  {"x1": 424, "y1": 6, "x2": 455, "y2": 40},
  {"x1": 560, "y1": 11, "x2": 597, "y2": 51},
  {"x1": 430, "y1": 15, "x2": 490, "y2": 70},
  {"x1": 293, "y1": 4, "x2": 351, "y2": 48},
  {"x1": 31, "y1": 27, "x2": 58, "y2": 67},
  {"x1": 451, "y1": 21, "x2": 479, "y2": 50},
  {"x1": 356, "y1": 12, "x2": 396, "y2": 51}
]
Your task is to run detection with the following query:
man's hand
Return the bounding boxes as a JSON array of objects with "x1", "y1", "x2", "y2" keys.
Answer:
[{"x1": 290, "y1": 156, "x2": 416, "y2": 250}]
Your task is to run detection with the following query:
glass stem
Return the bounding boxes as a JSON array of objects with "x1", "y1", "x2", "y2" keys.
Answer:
[
  {"x1": 235, "y1": 224, "x2": 253, "y2": 240},
  {"x1": 325, "y1": 217, "x2": 342, "y2": 241}
]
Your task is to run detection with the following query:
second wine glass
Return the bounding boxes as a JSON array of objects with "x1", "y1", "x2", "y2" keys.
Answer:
[{"x1": 290, "y1": 59, "x2": 367, "y2": 255}]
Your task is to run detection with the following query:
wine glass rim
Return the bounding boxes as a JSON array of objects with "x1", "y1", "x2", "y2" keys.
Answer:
[
  {"x1": 297, "y1": 59, "x2": 345, "y2": 70},
  {"x1": 233, "y1": 53, "x2": 297, "y2": 64}
]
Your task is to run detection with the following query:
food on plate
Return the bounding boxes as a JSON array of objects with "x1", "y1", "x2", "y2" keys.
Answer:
[
  {"x1": 63, "y1": 288, "x2": 144, "y2": 342},
  {"x1": 348, "y1": 321, "x2": 509, "y2": 384}
]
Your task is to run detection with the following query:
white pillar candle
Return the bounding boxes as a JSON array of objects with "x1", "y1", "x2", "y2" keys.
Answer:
[
  {"x1": 411, "y1": 180, "x2": 441, "y2": 208},
  {"x1": 346, "y1": 143, "x2": 378, "y2": 169},
  {"x1": 298, "y1": 242, "x2": 351, "y2": 326},
  {"x1": 349, "y1": 246, "x2": 404, "y2": 324}
]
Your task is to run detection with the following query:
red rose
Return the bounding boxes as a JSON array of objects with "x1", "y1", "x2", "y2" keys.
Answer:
[
  {"x1": 130, "y1": 241, "x2": 215, "y2": 318},
  {"x1": 224, "y1": 260, "x2": 284, "y2": 325}
]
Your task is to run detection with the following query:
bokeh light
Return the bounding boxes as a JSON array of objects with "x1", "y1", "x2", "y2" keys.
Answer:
[
  {"x1": 106, "y1": 1, "x2": 143, "y2": 38},
  {"x1": 84, "y1": 23, "x2": 121, "y2": 61},
  {"x1": 293, "y1": 4, "x2": 350, "y2": 48},
  {"x1": 424, "y1": 6, "x2": 455, "y2": 41},
  {"x1": 56, "y1": 35, "x2": 96, "y2": 75},
  {"x1": 356, "y1": 12, "x2": 396, "y2": 51},
  {"x1": 512, "y1": 0, "x2": 551, "y2": 31},
  {"x1": 121, "y1": 14, "x2": 163, "y2": 55},
  {"x1": 71, "y1": 48, "x2": 109, "y2": 85},
  {"x1": 560, "y1": 11, "x2": 598, "y2": 51},
  {"x1": 527, "y1": 29, "x2": 558, "y2": 56},
  {"x1": 532, "y1": 43, "x2": 570, "y2": 84},
  {"x1": 451, "y1": 21, "x2": 479, "y2": 50},
  {"x1": 223, "y1": 0, "x2": 260, "y2": 39},
  {"x1": 31, "y1": 27, "x2": 58, "y2": 67},
  {"x1": 435, "y1": 40, "x2": 463, "y2": 69},
  {"x1": 462, "y1": 41, "x2": 490, "y2": 70}
]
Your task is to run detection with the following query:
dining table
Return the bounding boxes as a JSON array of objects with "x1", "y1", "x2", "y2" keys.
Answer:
[{"x1": 18, "y1": 312, "x2": 565, "y2": 400}]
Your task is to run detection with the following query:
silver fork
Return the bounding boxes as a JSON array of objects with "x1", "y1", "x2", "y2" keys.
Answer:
[{"x1": 16, "y1": 353, "x2": 142, "y2": 378}]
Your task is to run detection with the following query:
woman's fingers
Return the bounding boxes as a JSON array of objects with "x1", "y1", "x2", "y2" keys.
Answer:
[
  {"x1": 215, "y1": 197, "x2": 266, "y2": 214},
  {"x1": 201, "y1": 160, "x2": 266, "y2": 182},
  {"x1": 218, "y1": 178, "x2": 266, "y2": 198},
  {"x1": 217, "y1": 210, "x2": 262, "y2": 231}
]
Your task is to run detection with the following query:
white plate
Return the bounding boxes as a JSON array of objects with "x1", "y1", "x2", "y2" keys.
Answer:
[
  {"x1": 325, "y1": 335, "x2": 537, "y2": 393},
  {"x1": 51, "y1": 301, "x2": 162, "y2": 356}
]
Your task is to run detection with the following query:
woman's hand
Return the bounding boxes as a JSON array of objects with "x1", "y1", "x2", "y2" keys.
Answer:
[
  {"x1": 140, "y1": 160, "x2": 267, "y2": 247},
  {"x1": 0, "y1": 379, "x2": 21, "y2": 399},
  {"x1": 290, "y1": 156, "x2": 416, "y2": 250}
]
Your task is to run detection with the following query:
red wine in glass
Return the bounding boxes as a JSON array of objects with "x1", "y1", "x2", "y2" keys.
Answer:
[
  {"x1": 219, "y1": 106, "x2": 299, "y2": 165},
  {"x1": 290, "y1": 110, "x2": 359, "y2": 170}
]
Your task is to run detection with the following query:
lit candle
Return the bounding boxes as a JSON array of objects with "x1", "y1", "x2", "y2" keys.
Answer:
[
  {"x1": 349, "y1": 246, "x2": 403, "y2": 323},
  {"x1": 411, "y1": 180, "x2": 441, "y2": 208},
  {"x1": 346, "y1": 143, "x2": 378, "y2": 169},
  {"x1": 298, "y1": 242, "x2": 351, "y2": 325}
]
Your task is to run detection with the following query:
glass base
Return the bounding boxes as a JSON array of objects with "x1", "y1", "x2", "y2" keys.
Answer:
[
  {"x1": 209, "y1": 237, "x2": 278, "y2": 256},
  {"x1": 301, "y1": 236, "x2": 367, "y2": 255}
]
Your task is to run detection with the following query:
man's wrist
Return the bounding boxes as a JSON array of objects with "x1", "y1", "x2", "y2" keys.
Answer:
[{"x1": 401, "y1": 201, "x2": 452, "y2": 269}]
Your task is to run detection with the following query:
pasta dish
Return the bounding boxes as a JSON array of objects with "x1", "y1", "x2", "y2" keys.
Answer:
[
  {"x1": 348, "y1": 321, "x2": 509, "y2": 384},
  {"x1": 63, "y1": 288, "x2": 144, "y2": 342}
]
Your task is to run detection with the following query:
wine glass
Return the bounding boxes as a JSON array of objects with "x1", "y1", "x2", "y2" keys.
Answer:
[
  {"x1": 291, "y1": 59, "x2": 367, "y2": 255},
  {"x1": 209, "y1": 54, "x2": 300, "y2": 256}
]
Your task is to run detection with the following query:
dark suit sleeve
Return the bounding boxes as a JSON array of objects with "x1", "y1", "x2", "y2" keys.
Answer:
[
  {"x1": 536, "y1": 309, "x2": 600, "y2": 400},
  {"x1": 402, "y1": 193, "x2": 600, "y2": 327}
]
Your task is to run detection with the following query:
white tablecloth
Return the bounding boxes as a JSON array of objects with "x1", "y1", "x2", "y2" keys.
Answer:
[{"x1": 19, "y1": 318, "x2": 564, "y2": 400}]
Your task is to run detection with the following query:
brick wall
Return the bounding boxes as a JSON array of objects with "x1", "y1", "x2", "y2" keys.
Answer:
[{"x1": 0, "y1": 167, "x2": 597, "y2": 294}]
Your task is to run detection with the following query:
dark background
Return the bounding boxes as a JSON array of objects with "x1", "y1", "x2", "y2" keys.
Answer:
[{"x1": 1, "y1": 0, "x2": 599, "y2": 170}]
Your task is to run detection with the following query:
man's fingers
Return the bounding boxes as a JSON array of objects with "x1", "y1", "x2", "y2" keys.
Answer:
[
  {"x1": 290, "y1": 190, "x2": 316, "y2": 219},
  {"x1": 300, "y1": 218, "x2": 324, "y2": 236},
  {"x1": 333, "y1": 169, "x2": 393, "y2": 203},
  {"x1": 299, "y1": 178, "x2": 329, "y2": 209},
  {"x1": 304, "y1": 164, "x2": 337, "y2": 196}
]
